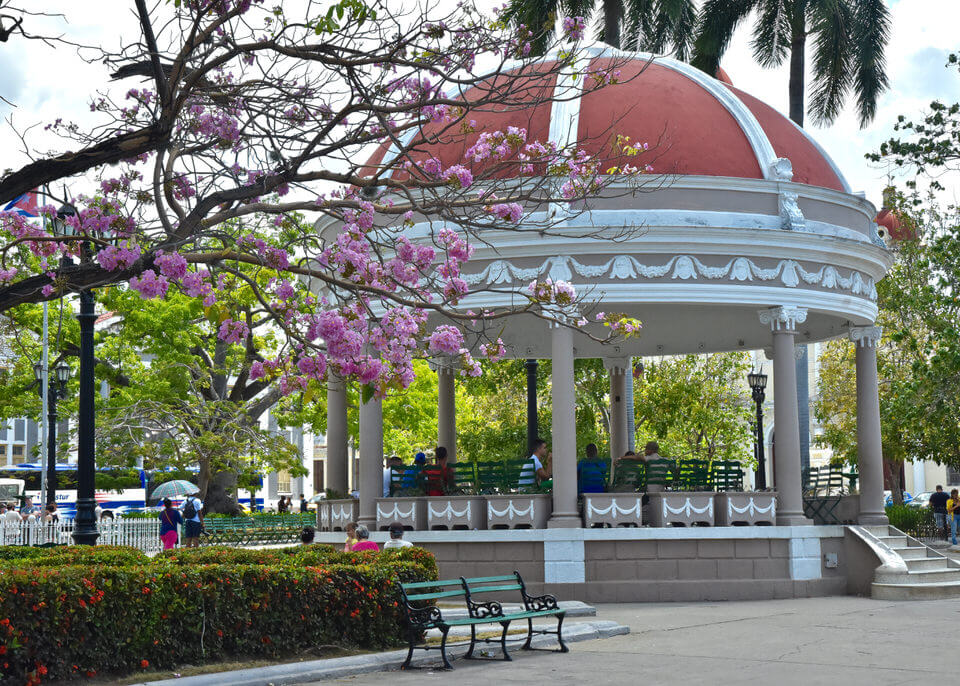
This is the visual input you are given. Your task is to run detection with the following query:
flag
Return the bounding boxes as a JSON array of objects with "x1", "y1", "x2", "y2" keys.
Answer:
[{"x1": 2, "y1": 192, "x2": 39, "y2": 217}]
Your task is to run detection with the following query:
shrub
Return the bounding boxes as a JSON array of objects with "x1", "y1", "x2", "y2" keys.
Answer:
[
  {"x1": 0, "y1": 559, "x2": 434, "y2": 683},
  {"x1": 886, "y1": 504, "x2": 935, "y2": 535},
  {"x1": 0, "y1": 546, "x2": 149, "y2": 566}
]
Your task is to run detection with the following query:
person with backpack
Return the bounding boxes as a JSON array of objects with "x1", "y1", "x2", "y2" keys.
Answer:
[
  {"x1": 159, "y1": 498, "x2": 183, "y2": 550},
  {"x1": 180, "y1": 492, "x2": 204, "y2": 548}
]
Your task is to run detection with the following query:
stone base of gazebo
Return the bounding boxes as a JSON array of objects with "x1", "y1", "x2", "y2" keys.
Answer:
[{"x1": 312, "y1": 526, "x2": 861, "y2": 602}]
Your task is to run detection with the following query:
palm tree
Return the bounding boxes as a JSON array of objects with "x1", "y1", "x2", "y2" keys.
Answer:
[
  {"x1": 505, "y1": 0, "x2": 698, "y2": 58},
  {"x1": 691, "y1": 0, "x2": 890, "y2": 128}
]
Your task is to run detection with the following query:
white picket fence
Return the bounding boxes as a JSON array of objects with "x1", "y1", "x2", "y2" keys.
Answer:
[{"x1": 0, "y1": 518, "x2": 163, "y2": 553}]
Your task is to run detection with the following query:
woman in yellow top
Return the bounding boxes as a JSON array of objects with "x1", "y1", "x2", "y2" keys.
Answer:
[
  {"x1": 343, "y1": 521, "x2": 358, "y2": 552},
  {"x1": 947, "y1": 489, "x2": 960, "y2": 546}
]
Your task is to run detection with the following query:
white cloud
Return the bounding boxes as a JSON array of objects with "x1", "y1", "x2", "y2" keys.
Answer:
[{"x1": 1, "y1": 0, "x2": 956, "y2": 209}]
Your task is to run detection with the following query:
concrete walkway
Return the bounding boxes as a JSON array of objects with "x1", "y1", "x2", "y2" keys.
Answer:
[{"x1": 321, "y1": 597, "x2": 959, "y2": 685}]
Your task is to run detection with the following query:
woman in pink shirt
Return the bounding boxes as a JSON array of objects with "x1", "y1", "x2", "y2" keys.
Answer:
[{"x1": 350, "y1": 524, "x2": 379, "y2": 552}]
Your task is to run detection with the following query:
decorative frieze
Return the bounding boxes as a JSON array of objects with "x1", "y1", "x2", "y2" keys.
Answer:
[{"x1": 461, "y1": 255, "x2": 877, "y2": 301}]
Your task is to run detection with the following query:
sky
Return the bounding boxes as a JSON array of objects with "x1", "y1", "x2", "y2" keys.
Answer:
[{"x1": 0, "y1": 0, "x2": 957, "y2": 208}]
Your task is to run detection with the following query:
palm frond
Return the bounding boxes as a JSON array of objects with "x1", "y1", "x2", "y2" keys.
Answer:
[
  {"x1": 623, "y1": 0, "x2": 657, "y2": 52},
  {"x1": 503, "y1": 0, "x2": 563, "y2": 56},
  {"x1": 691, "y1": 0, "x2": 759, "y2": 76},
  {"x1": 809, "y1": 0, "x2": 853, "y2": 125},
  {"x1": 644, "y1": 0, "x2": 698, "y2": 60},
  {"x1": 850, "y1": 0, "x2": 891, "y2": 126},
  {"x1": 750, "y1": 0, "x2": 791, "y2": 68}
]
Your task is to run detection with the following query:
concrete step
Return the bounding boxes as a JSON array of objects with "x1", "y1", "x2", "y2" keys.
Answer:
[
  {"x1": 878, "y1": 569, "x2": 960, "y2": 584},
  {"x1": 905, "y1": 557, "x2": 952, "y2": 571},
  {"x1": 872, "y1": 581, "x2": 960, "y2": 601},
  {"x1": 861, "y1": 525, "x2": 893, "y2": 537},
  {"x1": 890, "y1": 546, "x2": 930, "y2": 559},
  {"x1": 875, "y1": 535, "x2": 909, "y2": 547}
]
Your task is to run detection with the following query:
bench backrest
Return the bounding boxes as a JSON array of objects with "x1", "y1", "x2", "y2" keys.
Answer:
[
  {"x1": 645, "y1": 459, "x2": 675, "y2": 488},
  {"x1": 677, "y1": 459, "x2": 711, "y2": 491}
]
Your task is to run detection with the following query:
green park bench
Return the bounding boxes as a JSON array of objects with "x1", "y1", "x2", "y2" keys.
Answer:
[
  {"x1": 397, "y1": 571, "x2": 567, "y2": 670},
  {"x1": 802, "y1": 465, "x2": 856, "y2": 524},
  {"x1": 202, "y1": 513, "x2": 315, "y2": 546},
  {"x1": 610, "y1": 458, "x2": 644, "y2": 492},
  {"x1": 710, "y1": 460, "x2": 744, "y2": 492}
]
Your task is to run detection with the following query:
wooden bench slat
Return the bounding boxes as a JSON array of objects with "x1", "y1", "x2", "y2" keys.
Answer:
[
  {"x1": 405, "y1": 589, "x2": 467, "y2": 601},
  {"x1": 401, "y1": 579, "x2": 463, "y2": 589},
  {"x1": 465, "y1": 584, "x2": 523, "y2": 593},
  {"x1": 463, "y1": 575, "x2": 518, "y2": 583}
]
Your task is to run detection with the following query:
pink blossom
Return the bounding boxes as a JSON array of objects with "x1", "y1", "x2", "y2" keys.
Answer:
[
  {"x1": 129, "y1": 270, "x2": 169, "y2": 299},
  {"x1": 155, "y1": 251, "x2": 188, "y2": 280},
  {"x1": 488, "y1": 203, "x2": 523, "y2": 223},
  {"x1": 218, "y1": 318, "x2": 250, "y2": 344},
  {"x1": 427, "y1": 325, "x2": 464, "y2": 355}
]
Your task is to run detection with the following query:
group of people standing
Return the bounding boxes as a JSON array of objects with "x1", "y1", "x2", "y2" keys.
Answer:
[
  {"x1": 929, "y1": 485, "x2": 960, "y2": 545},
  {"x1": 0, "y1": 497, "x2": 60, "y2": 523},
  {"x1": 158, "y1": 493, "x2": 204, "y2": 550}
]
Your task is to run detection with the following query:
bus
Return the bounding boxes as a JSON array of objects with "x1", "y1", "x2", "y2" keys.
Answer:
[{"x1": 1, "y1": 464, "x2": 147, "y2": 518}]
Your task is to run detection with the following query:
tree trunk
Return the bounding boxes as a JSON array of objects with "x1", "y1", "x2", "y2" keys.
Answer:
[
  {"x1": 788, "y1": 15, "x2": 806, "y2": 127},
  {"x1": 207, "y1": 470, "x2": 241, "y2": 515},
  {"x1": 603, "y1": 0, "x2": 622, "y2": 49},
  {"x1": 197, "y1": 457, "x2": 241, "y2": 515}
]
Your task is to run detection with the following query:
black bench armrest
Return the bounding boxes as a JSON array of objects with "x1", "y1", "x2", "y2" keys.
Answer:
[
  {"x1": 466, "y1": 597, "x2": 504, "y2": 619},
  {"x1": 514, "y1": 570, "x2": 560, "y2": 612},
  {"x1": 521, "y1": 591, "x2": 559, "y2": 612},
  {"x1": 405, "y1": 604, "x2": 444, "y2": 629}
]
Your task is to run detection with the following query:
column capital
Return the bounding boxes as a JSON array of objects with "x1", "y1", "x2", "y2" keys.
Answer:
[
  {"x1": 547, "y1": 305, "x2": 581, "y2": 329},
  {"x1": 758, "y1": 306, "x2": 807, "y2": 332},
  {"x1": 602, "y1": 357, "x2": 631, "y2": 374},
  {"x1": 848, "y1": 325, "x2": 882, "y2": 348},
  {"x1": 427, "y1": 355, "x2": 460, "y2": 372}
]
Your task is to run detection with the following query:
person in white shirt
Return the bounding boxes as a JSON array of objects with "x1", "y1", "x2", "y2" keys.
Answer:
[
  {"x1": 383, "y1": 456, "x2": 402, "y2": 497},
  {"x1": 383, "y1": 522, "x2": 413, "y2": 548},
  {"x1": 518, "y1": 439, "x2": 552, "y2": 487},
  {"x1": 4, "y1": 505, "x2": 21, "y2": 524},
  {"x1": 180, "y1": 493, "x2": 204, "y2": 548}
]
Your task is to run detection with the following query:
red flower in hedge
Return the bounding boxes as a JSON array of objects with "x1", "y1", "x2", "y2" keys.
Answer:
[
  {"x1": 141, "y1": 659, "x2": 149, "y2": 669},
  {"x1": 36, "y1": 665, "x2": 47, "y2": 676}
]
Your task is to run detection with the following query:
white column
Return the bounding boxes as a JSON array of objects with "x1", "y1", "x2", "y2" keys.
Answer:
[
  {"x1": 431, "y1": 358, "x2": 458, "y2": 462},
  {"x1": 326, "y1": 375, "x2": 349, "y2": 495},
  {"x1": 604, "y1": 358, "x2": 629, "y2": 461},
  {"x1": 549, "y1": 321, "x2": 580, "y2": 528},
  {"x1": 759, "y1": 306, "x2": 811, "y2": 526},
  {"x1": 849, "y1": 326, "x2": 888, "y2": 525},
  {"x1": 358, "y1": 393, "x2": 383, "y2": 528}
]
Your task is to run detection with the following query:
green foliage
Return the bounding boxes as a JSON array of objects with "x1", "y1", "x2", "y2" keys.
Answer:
[
  {"x1": 634, "y1": 353, "x2": 754, "y2": 463},
  {"x1": 869, "y1": 53, "x2": 960, "y2": 189},
  {"x1": 816, "y1": 192, "x2": 960, "y2": 476},
  {"x1": 0, "y1": 545, "x2": 436, "y2": 683},
  {"x1": 885, "y1": 504, "x2": 934, "y2": 534}
]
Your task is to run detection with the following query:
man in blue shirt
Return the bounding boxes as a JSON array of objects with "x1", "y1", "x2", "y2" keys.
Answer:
[{"x1": 577, "y1": 443, "x2": 608, "y2": 494}]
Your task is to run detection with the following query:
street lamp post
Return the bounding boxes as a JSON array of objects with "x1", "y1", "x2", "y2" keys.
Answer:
[
  {"x1": 53, "y1": 202, "x2": 100, "y2": 545},
  {"x1": 747, "y1": 370, "x2": 768, "y2": 490},
  {"x1": 33, "y1": 361, "x2": 71, "y2": 506}
]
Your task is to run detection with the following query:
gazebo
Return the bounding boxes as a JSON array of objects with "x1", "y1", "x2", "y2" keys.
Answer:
[{"x1": 314, "y1": 50, "x2": 894, "y2": 601}]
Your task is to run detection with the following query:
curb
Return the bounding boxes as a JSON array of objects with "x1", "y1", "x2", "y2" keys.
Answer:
[{"x1": 131, "y1": 619, "x2": 629, "y2": 686}]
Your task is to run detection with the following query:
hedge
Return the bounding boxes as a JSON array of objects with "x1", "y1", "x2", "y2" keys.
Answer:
[{"x1": 0, "y1": 546, "x2": 437, "y2": 684}]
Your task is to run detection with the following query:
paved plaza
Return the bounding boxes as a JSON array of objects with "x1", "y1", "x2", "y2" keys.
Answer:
[{"x1": 324, "y1": 597, "x2": 959, "y2": 685}]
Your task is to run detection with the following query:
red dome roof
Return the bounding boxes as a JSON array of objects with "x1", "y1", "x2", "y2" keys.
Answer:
[
  {"x1": 367, "y1": 53, "x2": 849, "y2": 193},
  {"x1": 875, "y1": 208, "x2": 913, "y2": 241}
]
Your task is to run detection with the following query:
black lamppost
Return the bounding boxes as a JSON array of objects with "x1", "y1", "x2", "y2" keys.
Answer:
[
  {"x1": 525, "y1": 359, "x2": 538, "y2": 453},
  {"x1": 53, "y1": 202, "x2": 100, "y2": 545},
  {"x1": 747, "y1": 370, "x2": 768, "y2": 490},
  {"x1": 33, "y1": 360, "x2": 71, "y2": 506}
]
